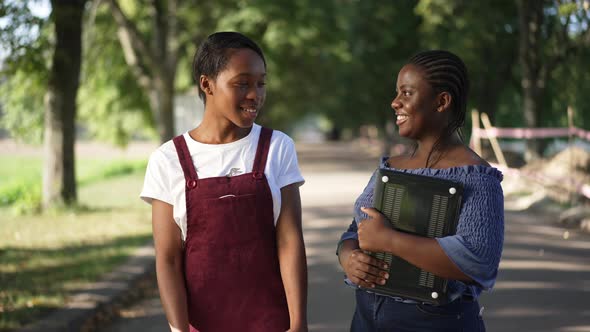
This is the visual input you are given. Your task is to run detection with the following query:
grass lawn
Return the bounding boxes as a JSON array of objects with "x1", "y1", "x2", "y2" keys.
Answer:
[
  {"x1": 0, "y1": 158, "x2": 153, "y2": 331},
  {"x1": 0, "y1": 156, "x2": 43, "y2": 188}
]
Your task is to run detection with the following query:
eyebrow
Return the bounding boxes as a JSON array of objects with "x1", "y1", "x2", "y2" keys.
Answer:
[
  {"x1": 398, "y1": 84, "x2": 415, "y2": 89},
  {"x1": 232, "y1": 73, "x2": 267, "y2": 78}
]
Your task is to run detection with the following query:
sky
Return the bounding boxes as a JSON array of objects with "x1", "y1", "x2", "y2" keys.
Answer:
[
  {"x1": 0, "y1": 0, "x2": 51, "y2": 63},
  {"x1": 29, "y1": 0, "x2": 51, "y2": 18}
]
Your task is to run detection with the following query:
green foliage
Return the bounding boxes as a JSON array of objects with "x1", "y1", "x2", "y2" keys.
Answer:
[
  {"x1": 0, "y1": 69, "x2": 45, "y2": 144},
  {"x1": 0, "y1": 2, "x2": 51, "y2": 144},
  {"x1": 210, "y1": 0, "x2": 354, "y2": 132},
  {"x1": 544, "y1": 47, "x2": 590, "y2": 129},
  {"x1": 557, "y1": 2, "x2": 578, "y2": 17},
  {"x1": 542, "y1": 2, "x2": 590, "y2": 129},
  {"x1": 0, "y1": 1, "x2": 48, "y2": 66},
  {"x1": 2, "y1": 0, "x2": 588, "y2": 146},
  {"x1": 0, "y1": 1, "x2": 157, "y2": 146},
  {"x1": 77, "y1": 5, "x2": 155, "y2": 146},
  {"x1": 336, "y1": 0, "x2": 421, "y2": 130},
  {"x1": 211, "y1": 0, "x2": 420, "y2": 133},
  {"x1": 416, "y1": 0, "x2": 520, "y2": 123},
  {"x1": 0, "y1": 178, "x2": 42, "y2": 213},
  {"x1": 527, "y1": 1, "x2": 590, "y2": 131}
]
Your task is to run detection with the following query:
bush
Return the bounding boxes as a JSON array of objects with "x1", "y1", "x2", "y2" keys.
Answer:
[{"x1": 0, "y1": 179, "x2": 42, "y2": 215}]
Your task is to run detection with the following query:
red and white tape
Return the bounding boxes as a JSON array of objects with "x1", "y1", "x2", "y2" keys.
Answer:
[
  {"x1": 473, "y1": 127, "x2": 590, "y2": 141},
  {"x1": 492, "y1": 163, "x2": 590, "y2": 200}
]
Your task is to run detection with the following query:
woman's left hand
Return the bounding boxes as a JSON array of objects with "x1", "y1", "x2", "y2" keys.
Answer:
[{"x1": 358, "y1": 207, "x2": 396, "y2": 253}]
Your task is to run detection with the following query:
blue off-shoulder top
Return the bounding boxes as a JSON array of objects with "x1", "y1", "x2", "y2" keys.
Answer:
[{"x1": 339, "y1": 157, "x2": 505, "y2": 301}]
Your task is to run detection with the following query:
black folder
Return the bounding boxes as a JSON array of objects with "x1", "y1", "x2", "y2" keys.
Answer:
[{"x1": 367, "y1": 168, "x2": 464, "y2": 305}]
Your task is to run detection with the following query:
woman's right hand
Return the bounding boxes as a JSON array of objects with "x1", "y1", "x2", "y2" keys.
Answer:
[{"x1": 340, "y1": 247, "x2": 390, "y2": 289}]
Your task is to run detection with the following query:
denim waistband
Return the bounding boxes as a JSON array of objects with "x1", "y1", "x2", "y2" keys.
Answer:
[{"x1": 345, "y1": 277, "x2": 475, "y2": 305}]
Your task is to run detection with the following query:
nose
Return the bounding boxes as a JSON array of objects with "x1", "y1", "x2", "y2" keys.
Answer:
[
  {"x1": 245, "y1": 86, "x2": 258, "y2": 100},
  {"x1": 246, "y1": 85, "x2": 265, "y2": 101},
  {"x1": 391, "y1": 96, "x2": 401, "y2": 110}
]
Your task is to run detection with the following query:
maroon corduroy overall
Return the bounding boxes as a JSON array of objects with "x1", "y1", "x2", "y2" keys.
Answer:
[{"x1": 172, "y1": 127, "x2": 290, "y2": 332}]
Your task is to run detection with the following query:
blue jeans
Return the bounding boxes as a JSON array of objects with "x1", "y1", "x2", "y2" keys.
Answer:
[{"x1": 351, "y1": 290, "x2": 485, "y2": 332}]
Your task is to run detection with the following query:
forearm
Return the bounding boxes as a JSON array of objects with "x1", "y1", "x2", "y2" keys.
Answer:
[
  {"x1": 388, "y1": 231, "x2": 472, "y2": 282},
  {"x1": 276, "y1": 184, "x2": 307, "y2": 329},
  {"x1": 156, "y1": 257, "x2": 190, "y2": 332},
  {"x1": 277, "y1": 230, "x2": 308, "y2": 328}
]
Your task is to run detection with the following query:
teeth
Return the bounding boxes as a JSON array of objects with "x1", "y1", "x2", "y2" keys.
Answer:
[
  {"x1": 397, "y1": 115, "x2": 408, "y2": 121},
  {"x1": 243, "y1": 108, "x2": 257, "y2": 113}
]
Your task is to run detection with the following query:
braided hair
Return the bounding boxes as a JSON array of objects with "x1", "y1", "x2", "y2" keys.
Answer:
[{"x1": 408, "y1": 50, "x2": 469, "y2": 167}]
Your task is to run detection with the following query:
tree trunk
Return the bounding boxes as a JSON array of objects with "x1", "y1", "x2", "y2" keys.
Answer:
[
  {"x1": 149, "y1": 76, "x2": 175, "y2": 143},
  {"x1": 43, "y1": 0, "x2": 85, "y2": 209},
  {"x1": 522, "y1": 79, "x2": 544, "y2": 160},
  {"x1": 518, "y1": 0, "x2": 545, "y2": 161}
]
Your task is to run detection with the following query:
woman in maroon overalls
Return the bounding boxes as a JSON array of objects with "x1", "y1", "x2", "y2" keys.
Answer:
[{"x1": 145, "y1": 32, "x2": 308, "y2": 332}]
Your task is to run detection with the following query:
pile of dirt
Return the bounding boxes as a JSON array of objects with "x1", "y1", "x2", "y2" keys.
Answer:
[
  {"x1": 520, "y1": 146, "x2": 590, "y2": 203},
  {"x1": 500, "y1": 146, "x2": 590, "y2": 232}
]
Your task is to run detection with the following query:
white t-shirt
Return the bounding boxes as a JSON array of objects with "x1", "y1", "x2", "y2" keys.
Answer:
[{"x1": 140, "y1": 124, "x2": 305, "y2": 241}]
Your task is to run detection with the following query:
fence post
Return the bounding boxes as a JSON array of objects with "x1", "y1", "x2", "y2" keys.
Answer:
[
  {"x1": 470, "y1": 109, "x2": 482, "y2": 156},
  {"x1": 480, "y1": 112, "x2": 508, "y2": 167},
  {"x1": 567, "y1": 106, "x2": 574, "y2": 206}
]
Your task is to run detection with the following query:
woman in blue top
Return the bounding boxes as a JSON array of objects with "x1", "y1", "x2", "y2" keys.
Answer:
[{"x1": 337, "y1": 50, "x2": 504, "y2": 331}]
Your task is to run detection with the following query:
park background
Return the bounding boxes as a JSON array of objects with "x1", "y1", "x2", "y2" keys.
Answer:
[{"x1": 1, "y1": 0, "x2": 590, "y2": 331}]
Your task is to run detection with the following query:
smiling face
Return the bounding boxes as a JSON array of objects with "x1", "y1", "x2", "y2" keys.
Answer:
[
  {"x1": 391, "y1": 64, "x2": 447, "y2": 140},
  {"x1": 201, "y1": 48, "x2": 266, "y2": 129}
]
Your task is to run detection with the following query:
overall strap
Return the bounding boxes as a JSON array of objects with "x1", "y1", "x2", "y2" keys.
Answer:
[
  {"x1": 173, "y1": 135, "x2": 199, "y2": 189},
  {"x1": 252, "y1": 127, "x2": 273, "y2": 174}
]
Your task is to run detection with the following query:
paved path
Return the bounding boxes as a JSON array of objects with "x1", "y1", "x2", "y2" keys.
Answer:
[
  {"x1": 480, "y1": 211, "x2": 590, "y2": 332},
  {"x1": 100, "y1": 142, "x2": 590, "y2": 332}
]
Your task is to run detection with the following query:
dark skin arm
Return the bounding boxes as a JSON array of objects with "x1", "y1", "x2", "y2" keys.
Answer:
[
  {"x1": 358, "y1": 207, "x2": 473, "y2": 283},
  {"x1": 152, "y1": 199, "x2": 190, "y2": 332},
  {"x1": 276, "y1": 183, "x2": 308, "y2": 332}
]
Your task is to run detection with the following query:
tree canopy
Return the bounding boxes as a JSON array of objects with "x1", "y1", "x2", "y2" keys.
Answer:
[{"x1": 2, "y1": 0, "x2": 589, "y2": 146}]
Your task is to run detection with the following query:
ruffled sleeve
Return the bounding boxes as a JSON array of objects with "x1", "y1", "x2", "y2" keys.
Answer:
[{"x1": 436, "y1": 169, "x2": 504, "y2": 290}]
